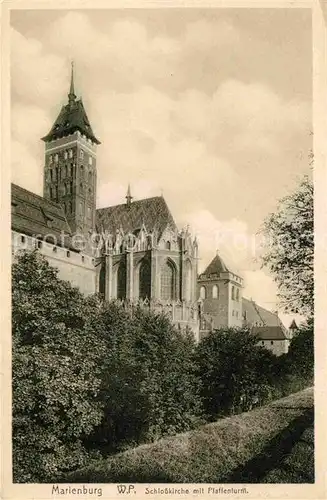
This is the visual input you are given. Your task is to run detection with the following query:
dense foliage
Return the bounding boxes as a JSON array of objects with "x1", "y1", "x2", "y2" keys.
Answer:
[
  {"x1": 195, "y1": 328, "x2": 278, "y2": 419},
  {"x1": 261, "y1": 175, "x2": 313, "y2": 317},
  {"x1": 12, "y1": 251, "x2": 314, "y2": 483},
  {"x1": 12, "y1": 251, "x2": 202, "y2": 482},
  {"x1": 12, "y1": 251, "x2": 106, "y2": 482}
]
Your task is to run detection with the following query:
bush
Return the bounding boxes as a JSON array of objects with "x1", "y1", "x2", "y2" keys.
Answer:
[
  {"x1": 12, "y1": 251, "x2": 106, "y2": 482},
  {"x1": 84, "y1": 303, "x2": 204, "y2": 453},
  {"x1": 13, "y1": 251, "x2": 204, "y2": 481},
  {"x1": 195, "y1": 328, "x2": 278, "y2": 420},
  {"x1": 61, "y1": 388, "x2": 313, "y2": 483}
]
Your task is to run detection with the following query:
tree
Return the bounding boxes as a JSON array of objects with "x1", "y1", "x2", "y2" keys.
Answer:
[
  {"x1": 12, "y1": 251, "x2": 106, "y2": 482},
  {"x1": 261, "y1": 175, "x2": 313, "y2": 317},
  {"x1": 287, "y1": 319, "x2": 314, "y2": 379},
  {"x1": 85, "y1": 303, "x2": 204, "y2": 453},
  {"x1": 195, "y1": 328, "x2": 277, "y2": 420}
]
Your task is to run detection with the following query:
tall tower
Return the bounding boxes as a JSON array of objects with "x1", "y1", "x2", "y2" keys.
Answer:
[
  {"x1": 197, "y1": 251, "x2": 243, "y2": 329},
  {"x1": 42, "y1": 63, "x2": 101, "y2": 239}
]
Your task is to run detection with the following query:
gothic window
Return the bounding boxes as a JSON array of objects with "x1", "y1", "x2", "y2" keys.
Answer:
[
  {"x1": 87, "y1": 207, "x2": 91, "y2": 219},
  {"x1": 99, "y1": 263, "x2": 106, "y2": 298},
  {"x1": 139, "y1": 260, "x2": 151, "y2": 300},
  {"x1": 80, "y1": 149, "x2": 84, "y2": 159},
  {"x1": 160, "y1": 260, "x2": 175, "y2": 301},
  {"x1": 117, "y1": 262, "x2": 126, "y2": 299},
  {"x1": 236, "y1": 288, "x2": 240, "y2": 301},
  {"x1": 231, "y1": 286, "x2": 235, "y2": 300},
  {"x1": 54, "y1": 154, "x2": 59, "y2": 163},
  {"x1": 212, "y1": 284, "x2": 219, "y2": 299},
  {"x1": 200, "y1": 285, "x2": 206, "y2": 300},
  {"x1": 166, "y1": 241, "x2": 171, "y2": 250},
  {"x1": 184, "y1": 260, "x2": 192, "y2": 302}
]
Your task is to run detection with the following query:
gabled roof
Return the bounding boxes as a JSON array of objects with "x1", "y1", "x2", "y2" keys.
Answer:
[
  {"x1": 252, "y1": 326, "x2": 288, "y2": 341},
  {"x1": 11, "y1": 183, "x2": 74, "y2": 249},
  {"x1": 203, "y1": 253, "x2": 229, "y2": 276},
  {"x1": 96, "y1": 196, "x2": 177, "y2": 239},
  {"x1": 41, "y1": 99, "x2": 100, "y2": 144},
  {"x1": 242, "y1": 297, "x2": 284, "y2": 328}
]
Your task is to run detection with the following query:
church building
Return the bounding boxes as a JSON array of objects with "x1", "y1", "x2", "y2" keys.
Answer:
[
  {"x1": 11, "y1": 65, "x2": 292, "y2": 352},
  {"x1": 11, "y1": 65, "x2": 199, "y2": 336}
]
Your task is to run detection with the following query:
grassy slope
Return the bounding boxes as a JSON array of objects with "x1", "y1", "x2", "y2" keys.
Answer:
[{"x1": 62, "y1": 387, "x2": 313, "y2": 483}]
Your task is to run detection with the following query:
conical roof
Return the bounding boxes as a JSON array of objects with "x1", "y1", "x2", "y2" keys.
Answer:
[
  {"x1": 203, "y1": 252, "x2": 229, "y2": 275},
  {"x1": 42, "y1": 64, "x2": 100, "y2": 144}
]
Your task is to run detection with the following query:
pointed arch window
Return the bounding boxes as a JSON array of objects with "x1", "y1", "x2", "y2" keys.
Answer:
[
  {"x1": 212, "y1": 284, "x2": 219, "y2": 299},
  {"x1": 184, "y1": 260, "x2": 192, "y2": 302},
  {"x1": 160, "y1": 260, "x2": 176, "y2": 301},
  {"x1": 200, "y1": 285, "x2": 206, "y2": 300},
  {"x1": 139, "y1": 260, "x2": 151, "y2": 300},
  {"x1": 117, "y1": 262, "x2": 126, "y2": 299},
  {"x1": 99, "y1": 263, "x2": 106, "y2": 298}
]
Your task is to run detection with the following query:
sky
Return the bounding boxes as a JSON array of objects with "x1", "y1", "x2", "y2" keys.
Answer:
[{"x1": 10, "y1": 8, "x2": 312, "y2": 325}]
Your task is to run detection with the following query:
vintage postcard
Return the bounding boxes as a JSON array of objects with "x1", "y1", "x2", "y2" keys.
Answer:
[{"x1": 1, "y1": 0, "x2": 326, "y2": 499}]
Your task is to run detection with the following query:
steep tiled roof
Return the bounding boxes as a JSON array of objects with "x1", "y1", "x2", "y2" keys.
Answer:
[
  {"x1": 41, "y1": 99, "x2": 100, "y2": 144},
  {"x1": 96, "y1": 196, "x2": 177, "y2": 239},
  {"x1": 11, "y1": 183, "x2": 74, "y2": 249},
  {"x1": 242, "y1": 297, "x2": 284, "y2": 328},
  {"x1": 252, "y1": 326, "x2": 287, "y2": 341},
  {"x1": 203, "y1": 253, "x2": 229, "y2": 275}
]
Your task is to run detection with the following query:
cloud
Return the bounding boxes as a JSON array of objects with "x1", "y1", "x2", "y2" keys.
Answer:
[{"x1": 10, "y1": 10, "x2": 312, "y2": 324}]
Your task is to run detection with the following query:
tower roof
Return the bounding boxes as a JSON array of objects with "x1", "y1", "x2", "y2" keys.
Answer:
[
  {"x1": 203, "y1": 252, "x2": 229, "y2": 276},
  {"x1": 42, "y1": 65, "x2": 100, "y2": 144}
]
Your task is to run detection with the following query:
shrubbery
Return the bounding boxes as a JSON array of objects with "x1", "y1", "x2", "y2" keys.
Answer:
[
  {"x1": 12, "y1": 251, "x2": 313, "y2": 482},
  {"x1": 12, "y1": 251, "x2": 202, "y2": 482}
]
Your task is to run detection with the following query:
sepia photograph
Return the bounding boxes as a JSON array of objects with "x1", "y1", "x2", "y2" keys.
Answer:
[{"x1": 3, "y1": 1, "x2": 323, "y2": 496}]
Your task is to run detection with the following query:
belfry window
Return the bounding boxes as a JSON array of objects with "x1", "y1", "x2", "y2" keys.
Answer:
[
  {"x1": 212, "y1": 284, "x2": 219, "y2": 299},
  {"x1": 160, "y1": 260, "x2": 176, "y2": 301},
  {"x1": 200, "y1": 285, "x2": 206, "y2": 300}
]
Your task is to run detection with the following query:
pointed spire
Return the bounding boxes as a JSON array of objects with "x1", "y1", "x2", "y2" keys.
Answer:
[
  {"x1": 126, "y1": 184, "x2": 133, "y2": 206},
  {"x1": 68, "y1": 61, "x2": 76, "y2": 107}
]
